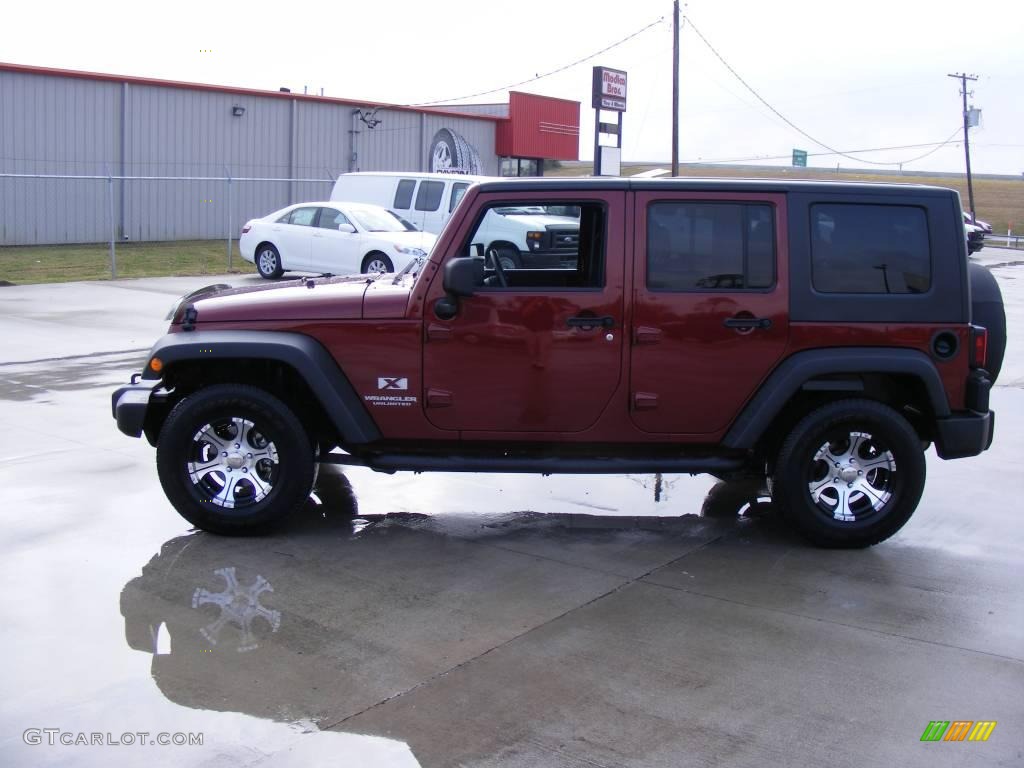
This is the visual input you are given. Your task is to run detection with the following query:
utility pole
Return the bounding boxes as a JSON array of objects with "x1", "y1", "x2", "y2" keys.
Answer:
[
  {"x1": 947, "y1": 72, "x2": 978, "y2": 221},
  {"x1": 671, "y1": 0, "x2": 680, "y2": 176}
]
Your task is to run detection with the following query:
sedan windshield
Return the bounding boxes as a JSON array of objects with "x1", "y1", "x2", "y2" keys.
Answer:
[{"x1": 348, "y1": 207, "x2": 407, "y2": 233}]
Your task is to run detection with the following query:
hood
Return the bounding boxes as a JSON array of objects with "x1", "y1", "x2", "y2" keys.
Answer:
[
  {"x1": 375, "y1": 231, "x2": 438, "y2": 251},
  {"x1": 502, "y1": 213, "x2": 579, "y2": 230},
  {"x1": 174, "y1": 275, "x2": 374, "y2": 325}
]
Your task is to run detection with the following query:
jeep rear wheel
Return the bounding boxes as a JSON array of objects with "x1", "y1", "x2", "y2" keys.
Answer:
[
  {"x1": 156, "y1": 384, "x2": 315, "y2": 535},
  {"x1": 772, "y1": 399, "x2": 925, "y2": 548}
]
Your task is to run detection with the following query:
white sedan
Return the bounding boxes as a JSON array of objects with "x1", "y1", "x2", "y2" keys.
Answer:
[{"x1": 240, "y1": 202, "x2": 438, "y2": 279}]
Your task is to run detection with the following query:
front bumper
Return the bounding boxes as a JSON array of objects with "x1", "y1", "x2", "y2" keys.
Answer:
[
  {"x1": 934, "y1": 409, "x2": 994, "y2": 459},
  {"x1": 111, "y1": 377, "x2": 160, "y2": 438}
]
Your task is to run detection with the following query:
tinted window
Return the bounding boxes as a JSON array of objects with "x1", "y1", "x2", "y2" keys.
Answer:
[
  {"x1": 646, "y1": 202, "x2": 775, "y2": 290},
  {"x1": 286, "y1": 207, "x2": 318, "y2": 226},
  {"x1": 415, "y1": 181, "x2": 444, "y2": 212},
  {"x1": 464, "y1": 201, "x2": 605, "y2": 290},
  {"x1": 394, "y1": 179, "x2": 415, "y2": 210},
  {"x1": 811, "y1": 204, "x2": 930, "y2": 294},
  {"x1": 316, "y1": 208, "x2": 351, "y2": 229},
  {"x1": 450, "y1": 182, "x2": 470, "y2": 213}
]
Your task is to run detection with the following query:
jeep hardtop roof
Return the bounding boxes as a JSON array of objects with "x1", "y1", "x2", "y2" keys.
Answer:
[{"x1": 472, "y1": 177, "x2": 959, "y2": 198}]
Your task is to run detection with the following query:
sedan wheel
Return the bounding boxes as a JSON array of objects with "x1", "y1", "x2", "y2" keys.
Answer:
[
  {"x1": 361, "y1": 252, "x2": 394, "y2": 274},
  {"x1": 256, "y1": 245, "x2": 284, "y2": 279}
]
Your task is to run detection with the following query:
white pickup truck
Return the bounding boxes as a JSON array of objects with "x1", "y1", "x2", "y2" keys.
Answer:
[
  {"x1": 472, "y1": 205, "x2": 581, "y2": 270},
  {"x1": 330, "y1": 173, "x2": 580, "y2": 269}
]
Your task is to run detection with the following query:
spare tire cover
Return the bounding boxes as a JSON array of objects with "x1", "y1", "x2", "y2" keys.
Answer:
[{"x1": 968, "y1": 261, "x2": 1006, "y2": 382}]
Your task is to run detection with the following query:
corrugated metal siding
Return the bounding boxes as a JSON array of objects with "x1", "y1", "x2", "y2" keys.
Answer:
[
  {"x1": 124, "y1": 84, "x2": 300, "y2": 241},
  {"x1": 496, "y1": 92, "x2": 580, "y2": 161},
  {"x1": 354, "y1": 108, "x2": 422, "y2": 173},
  {"x1": 0, "y1": 70, "x2": 516, "y2": 245},
  {"x1": 0, "y1": 71, "x2": 120, "y2": 244}
]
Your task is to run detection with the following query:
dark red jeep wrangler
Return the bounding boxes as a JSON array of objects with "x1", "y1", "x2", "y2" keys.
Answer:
[{"x1": 112, "y1": 178, "x2": 1004, "y2": 547}]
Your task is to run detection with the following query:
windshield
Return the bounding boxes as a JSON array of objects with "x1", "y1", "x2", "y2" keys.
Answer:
[
  {"x1": 348, "y1": 207, "x2": 407, "y2": 232},
  {"x1": 492, "y1": 205, "x2": 581, "y2": 218}
]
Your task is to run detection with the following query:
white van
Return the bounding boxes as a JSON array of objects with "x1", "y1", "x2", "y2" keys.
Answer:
[
  {"x1": 330, "y1": 171, "x2": 582, "y2": 270},
  {"x1": 330, "y1": 172, "x2": 489, "y2": 235}
]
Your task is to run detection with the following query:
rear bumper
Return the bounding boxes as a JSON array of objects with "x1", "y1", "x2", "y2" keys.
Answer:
[
  {"x1": 934, "y1": 409, "x2": 994, "y2": 459},
  {"x1": 111, "y1": 378, "x2": 159, "y2": 438}
]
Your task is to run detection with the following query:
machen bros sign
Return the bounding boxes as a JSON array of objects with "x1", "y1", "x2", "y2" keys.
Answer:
[{"x1": 592, "y1": 67, "x2": 627, "y2": 112}]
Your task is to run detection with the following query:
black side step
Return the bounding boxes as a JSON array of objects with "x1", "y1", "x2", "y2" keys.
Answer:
[{"x1": 320, "y1": 452, "x2": 745, "y2": 475}]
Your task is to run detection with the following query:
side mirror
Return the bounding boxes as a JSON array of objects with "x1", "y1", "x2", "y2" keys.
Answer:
[
  {"x1": 443, "y1": 257, "x2": 477, "y2": 298},
  {"x1": 337, "y1": 223, "x2": 356, "y2": 234}
]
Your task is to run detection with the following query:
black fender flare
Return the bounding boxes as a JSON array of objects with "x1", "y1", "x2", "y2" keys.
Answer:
[
  {"x1": 722, "y1": 347, "x2": 951, "y2": 450},
  {"x1": 143, "y1": 331, "x2": 380, "y2": 444}
]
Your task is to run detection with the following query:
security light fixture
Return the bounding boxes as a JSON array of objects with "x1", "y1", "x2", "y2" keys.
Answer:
[{"x1": 231, "y1": 105, "x2": 246, "y2": 117}]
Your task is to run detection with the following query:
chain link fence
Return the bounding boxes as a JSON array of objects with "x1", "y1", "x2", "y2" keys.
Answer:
[{"x1": 0, "y1": 173, "x2": 335, "y2": 280}]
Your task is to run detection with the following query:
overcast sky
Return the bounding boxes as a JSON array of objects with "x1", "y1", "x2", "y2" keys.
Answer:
[{"x1": 3, "y1": 0, "x2": 1022, "y2": 174}]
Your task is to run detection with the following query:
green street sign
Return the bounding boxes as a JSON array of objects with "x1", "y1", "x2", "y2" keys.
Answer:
[{"x1": 792, "y1": 149, "x2": 808, "y2": 167}]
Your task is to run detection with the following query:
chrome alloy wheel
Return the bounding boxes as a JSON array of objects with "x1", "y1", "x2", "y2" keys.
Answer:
[
  {"x1": 365, "y1": 257, "x2": 389, "y2": 273},
  {"x1": 187, "y1": 416, "x2": 279, "y2": 508},
  {"x1": 806, "y1": 431, "x2": 895, "y2": 522},
  {"x1": 258, "y1": 249, "x2": 278, "y2": 275}
]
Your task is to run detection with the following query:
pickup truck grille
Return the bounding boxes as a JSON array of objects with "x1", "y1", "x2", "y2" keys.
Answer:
[{"x1": 547, "y1": 228, "x2": 579, "y2": 252}]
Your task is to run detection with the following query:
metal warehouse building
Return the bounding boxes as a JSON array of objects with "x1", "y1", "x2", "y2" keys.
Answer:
[{"x1": 0, "y1": 63, "x2": 581, "y2": 246}]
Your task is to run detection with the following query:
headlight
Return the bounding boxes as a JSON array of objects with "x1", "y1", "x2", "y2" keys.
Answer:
[{"x1": 394, "y1": 245, "x2": 427, "y2": 256}]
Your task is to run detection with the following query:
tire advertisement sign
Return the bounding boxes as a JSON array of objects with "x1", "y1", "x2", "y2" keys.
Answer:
[
  {"x1": 592, "y1": 67, "x2": 627, "y2": 112},
  {"x1": 429, "y1": 128, "x2": 482, "y2": 175}
]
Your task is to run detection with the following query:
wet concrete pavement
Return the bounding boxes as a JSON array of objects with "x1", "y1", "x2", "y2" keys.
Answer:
[{"x1": 0, "y1": 266, "x2": 1022, "y2": 767}]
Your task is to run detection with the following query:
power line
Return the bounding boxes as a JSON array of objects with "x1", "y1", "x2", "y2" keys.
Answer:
[
  {"x1": 406, "y1": 17, "x2": 665, "y2": 106},
  {"x1": 688, "y1": 129, "x2": 964, "y2": 165},
  {"x1": 683, "y1": 16, "x2": 948, "y2": 168}
]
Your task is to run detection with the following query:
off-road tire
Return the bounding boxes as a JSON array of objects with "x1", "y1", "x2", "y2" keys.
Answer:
[
  {"x1": 772, "y1": 399, "x2": 926, "y2": 548},
  {"x1": 156, "y1": 384, "x2": 315, "y2": 535}
]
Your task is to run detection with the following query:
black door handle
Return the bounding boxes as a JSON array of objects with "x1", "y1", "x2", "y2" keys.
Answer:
[
  {"x1": 567, "y1": 315, "x2": 615, "y2": 330},
  {"x1": 723, "y1": 316, "x2": 772, "y2": 330}
]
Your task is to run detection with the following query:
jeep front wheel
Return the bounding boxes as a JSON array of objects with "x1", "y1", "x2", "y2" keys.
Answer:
[
  {"x1": 772, "y1": 399, "x2": 926, "y2": 548},
  {"x1": 156, "y1": 384, "x2": 315, "y2": 535}
]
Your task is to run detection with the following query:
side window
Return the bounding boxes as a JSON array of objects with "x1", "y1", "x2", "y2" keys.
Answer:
[
  {"x1": 316, "y1": 208, "x2": 351, "y2": 230},
  {"x1": 462, "y1": 201, "x2": 605, "y2": 290},
  {"x1": 415, "y1": 181, "x2": 444, "y2": 212},
  {"x1": 646, "y1": 202, "x2": 775, "y2": 290},
  {"x1": 811, "y1": 203, "x2": 930, "y2": 294},
  {"x1": 450, "y1": 182, "x2": 470, "y2": 213},
  {"x1": 285, "y1": 207, "x2": 318, "y2": 226},
  {"x1": 394, "y1": 179, "x2": 415, "y2": 210}
]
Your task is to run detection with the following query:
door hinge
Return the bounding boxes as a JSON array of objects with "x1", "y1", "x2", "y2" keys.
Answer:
[
  {"x1": 426, "y1": 323, "x2": 451, "y2": 341},
  {"x1": 633, "y1": 392, "x2": 658, "y2": 410},
  {"x1": 426, "y1": 388, "x2": 453, "y2": 408},
  {"x1": 633, "y1": 326, "x2": 662, "y2": 345}
]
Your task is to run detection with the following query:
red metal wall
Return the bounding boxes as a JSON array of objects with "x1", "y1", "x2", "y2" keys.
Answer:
[{"x1": 496, "y1": 92, "x2": 580, "y2": 160}]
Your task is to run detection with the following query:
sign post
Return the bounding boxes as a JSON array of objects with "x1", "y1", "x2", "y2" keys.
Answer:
[{"x1": 592, "y1": 66, "x2": 627, "y2": 176}]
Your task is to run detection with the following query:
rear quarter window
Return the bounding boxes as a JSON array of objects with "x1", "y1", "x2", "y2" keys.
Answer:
[
  {"x1": 415, "y1": 181, "x2": 445, "y2": 212},
  {"x1": 394, "y1": 179, "x2": 416, "y2": 210},
  {"x1": 811, "y1": 203, "x2": 931, "y2": 294}
]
